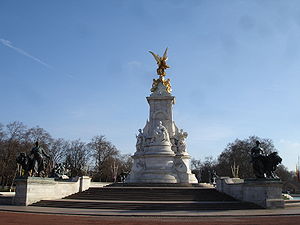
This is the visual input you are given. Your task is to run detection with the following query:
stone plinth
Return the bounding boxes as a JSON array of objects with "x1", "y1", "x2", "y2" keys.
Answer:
[
  {"x1": 146, "y1": 96, "x2": 175, "y2": 137},
  {"x1": 216, "y1": 177, "x2": 284, "y2": 209},
  {"x1": 13, "y1": 176, "x2": 91, "y2": 206},
  {"x1": 129, "y1": 152, "x2": 178, "y2": 183}
]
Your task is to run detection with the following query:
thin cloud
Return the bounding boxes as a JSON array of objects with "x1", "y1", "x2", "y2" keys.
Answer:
[{"x1": 0, "y1": 38, "x2": 73, "y2": 78}]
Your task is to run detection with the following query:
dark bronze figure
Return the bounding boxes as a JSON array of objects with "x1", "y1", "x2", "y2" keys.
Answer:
[
  {"x1": 251, "y1": 141, "x2": 265, "y2": 178},
  {"x1": 30, "y1": 141, "x2": 50, "y2": 176},
  {"x1": 16, "y1": 141, "x2": 51, "y2": 177},
  {"x1": 250, "y1": 141, "x2": 282, "y2": 179},
  {"x1": 16, "y1": 152, "x2": 32, "y2": 177}
]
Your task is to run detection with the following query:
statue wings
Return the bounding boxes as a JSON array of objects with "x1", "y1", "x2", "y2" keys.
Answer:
[
  {"x1": 162, "y1": 47, "x2": 168, "y2": 60},
  {"x1": 149, "y1": 48, "x2": 168, "y2": 64}
]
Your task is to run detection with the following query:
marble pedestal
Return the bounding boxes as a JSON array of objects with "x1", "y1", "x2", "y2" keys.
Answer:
[
  {"x1": 128, "y1": 142, "x2": 179, "y2": 183},
  {"x1": 216, "y1": 177, "x2": 284, "y2": 208},
  {"x1": 126, "y1": 84, "x2": 197, "y2": 184}
]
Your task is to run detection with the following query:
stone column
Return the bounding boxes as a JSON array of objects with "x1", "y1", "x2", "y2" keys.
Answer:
[{"x1": 146, "y1": 95, "x2": 175, "y2": 138}]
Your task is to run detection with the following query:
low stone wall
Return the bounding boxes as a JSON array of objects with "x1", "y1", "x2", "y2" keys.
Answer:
[
  {"x1": 13, "y1": 176, "x2": 91, "y2": 206},
  {"x1": 90, "y1": 182, "x2": 112, "y2": 187},
  {"x1": 216, "y1": 177, "x2": 284, "y2": 209}
]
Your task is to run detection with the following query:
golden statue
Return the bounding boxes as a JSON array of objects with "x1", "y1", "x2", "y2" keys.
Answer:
[
  {"x1": 163, "y1": 78, "x2": 172, "y2": 93},
  {"x1": 149, "y1": 48, "x2": 170, "y2": 77},
  {"x1": 149, "y1": 48, "x2": 172, "y2": 94}
]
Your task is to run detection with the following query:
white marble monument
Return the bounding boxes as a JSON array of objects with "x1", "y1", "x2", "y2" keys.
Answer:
[{"x1": 126, "y1": 48, "x2": 197, "y2": 184}]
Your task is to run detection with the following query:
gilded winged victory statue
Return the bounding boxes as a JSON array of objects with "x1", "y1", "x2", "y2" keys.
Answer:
[{"x1": 149, "y1": 48, "x2": 172, "y2": 94}]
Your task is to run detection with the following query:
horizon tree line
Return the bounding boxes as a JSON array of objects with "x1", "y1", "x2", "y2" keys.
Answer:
[
  {"x1": 0, "y1": 121, "x2": 132, "y2": 189},
  {"x1": 0, "y1": 121, "x2": 296, "y2": 189}
]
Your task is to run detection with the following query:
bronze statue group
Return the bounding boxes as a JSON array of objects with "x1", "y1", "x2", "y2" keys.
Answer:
[
  {"x1": 250, "y1": 141, "x2": 282, "y2": 179},
  {"x1": 16, "y1": 141, "x2": 66, "y2": 178}
]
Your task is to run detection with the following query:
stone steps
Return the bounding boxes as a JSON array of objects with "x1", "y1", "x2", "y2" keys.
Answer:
[
  {"x1": 65, "y1": 187, "x2": 235, "y2": 201},
  {"x1": 32, "y1": 187, "x2": 261, "y2": 210},
  {"x1": 33, "y1": 199, "x2": 259, "y2": 210}
]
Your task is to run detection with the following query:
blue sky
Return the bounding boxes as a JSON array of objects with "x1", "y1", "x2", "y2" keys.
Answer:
[{"x1": 0, "y1": 0, "x2": 299, "y2": 170}]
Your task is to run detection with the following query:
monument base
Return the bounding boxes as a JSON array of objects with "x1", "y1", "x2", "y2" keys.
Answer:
[
  {"x1": 216, "y1": 177, "x2": 284, "y2": 209},
  {"x1": 126, "y1": 153, "x2": 179, "y2": 183},
  {"x1": 126, "y1": 152, "x2": 197, "y2": 184}
]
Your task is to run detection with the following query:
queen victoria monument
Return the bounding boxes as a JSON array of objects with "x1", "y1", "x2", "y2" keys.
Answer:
[{"x1": 126, "y1": 49, "x2": 197, "y2": 183}]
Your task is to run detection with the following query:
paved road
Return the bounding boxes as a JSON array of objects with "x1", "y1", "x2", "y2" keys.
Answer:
[{"x1": 1, "y1": 211, "x2": 300, "y2": 225}]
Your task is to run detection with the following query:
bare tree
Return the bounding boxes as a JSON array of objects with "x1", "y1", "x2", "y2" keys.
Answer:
[
  {"x1": 191, "y1": 158, "x2": 202, "y2": 171},
  {"x1": 275, "y1": 164, "x2": 293, "y2": 182},
  {"x1": 64, "y1": 139, "x2": 89, "y2": 177},
  {"x1": 24, "y1": 126, "x2": 53, "y2": 150},
  {"x1": 0, "y1": 123, "x2": 5, "y2": 142},
  {"x1": 110, "y1": 157, "x2": 119, "y2": 182},
  {"x1": 48, "y1": 138, "x2": 68, "y2": 165},
  {"x1": 118, "y1": 154, "x2": 133, "y2": 174},
  {"x1": 0, "y1": 122, "x2": 27, "y2": 188},
  {"x1": 88, "y1": 135, "x2": 119, "y2": 181},
  {"x1": 191, "y1": 158, "x2": 202, "y2": 182}
]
